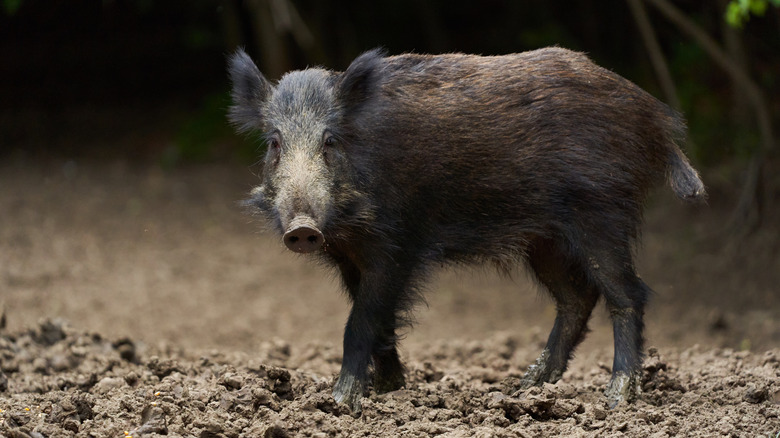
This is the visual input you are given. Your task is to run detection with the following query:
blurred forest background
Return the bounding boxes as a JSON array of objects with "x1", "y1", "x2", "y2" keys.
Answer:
[
  {"x1": 0, "y1": 1, "x2": 779, "y2": 355},
  {"x1": 0, "y1": 0, "x2": 778, "y2": 221}
]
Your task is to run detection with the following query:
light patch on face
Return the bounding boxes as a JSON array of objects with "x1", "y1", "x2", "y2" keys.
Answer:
[
  {"x1": 273, "y1": 146, "x2": 334, "y2": 231},
  {"x1": 261, "y1": 68, "x2": 341, "y2": 233}
]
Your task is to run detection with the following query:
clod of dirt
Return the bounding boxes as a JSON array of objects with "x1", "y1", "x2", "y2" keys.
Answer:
[
  {"x1": 0, "y1": 371, "x2": 7, "y2": 392},
  {"x1": 219, "y1": 371, "x2": 244, "y2": 390},
  {"x1": 494, "y1": 384, "x2": 584, "y2": 421},
  {"x1": 263, "y1": 365, "x2": 294, "y2": 400},
  {"x1": 93, "y1": 376, "x2": 127, "y2": 394},
  {"x1": 33, "y1": 319, "x2": 67, "y2": 346},
  {"x1": 300, "y1": 391, "x2": 346, "y2": 416},
  {"x1": 744, "y1": 384, "x2": 770, "y2": 404},
  {"x1": 264, "y1": 423, "x2": 291, "y2": 438},
  {"x1": 146, "y1": 356, "x2": 183, "y2": 378},
  {"x1": 48, "y1": 393, "x2": 95, "y2": 432},
  {"x1": 112, "y1": 337, "x2": 138, "y2": 363},
  {"x1": 131, "y1": 405, "x2": 168, "y2": 436}
]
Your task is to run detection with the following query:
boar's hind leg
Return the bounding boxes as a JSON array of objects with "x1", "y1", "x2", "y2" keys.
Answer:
[
  {"x1": 587, "y1": 246, "x2": 649, "y2": 409},
  {"x1": 520, "y1": 239, "x2": 599, "y2": 389},
  {"x1": 332, "y1": 257, "x2": 409, "y2": 412}
]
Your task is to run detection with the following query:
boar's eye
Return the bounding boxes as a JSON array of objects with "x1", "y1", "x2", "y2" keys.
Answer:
[
  {"x1": 323, "y1": 134, "x2": 337, "y2": 147},
  {"x1": 267, "y1": 134, "x2": 281, "y2": 151}
]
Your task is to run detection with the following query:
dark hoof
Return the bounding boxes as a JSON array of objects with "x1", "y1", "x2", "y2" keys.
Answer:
[
  {"x1": 518, "y1": 349, "x2": 564, "y2": 390},
  {"x1": 332, "y1": 373, "x2": 365, "y2": 413},
  {"x1": 604, "y1": 371, "x2": 641, "y2": 409}
]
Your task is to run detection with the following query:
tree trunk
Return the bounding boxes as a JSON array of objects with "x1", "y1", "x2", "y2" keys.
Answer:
[{"x1": 247, "y1": 0, "x2": 290, "y2": 80}]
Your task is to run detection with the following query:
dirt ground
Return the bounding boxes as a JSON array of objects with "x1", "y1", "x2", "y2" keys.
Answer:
[{"x1": 1, "y1": 158, "x2": 778, "y2": 437}]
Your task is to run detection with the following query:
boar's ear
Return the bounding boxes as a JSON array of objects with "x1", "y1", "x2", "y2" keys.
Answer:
[
  {"x1": 228, "y1": 48, "x2": 273, "y2": 134},
  {"x1": 336, "y1": 48, "x2": 386, "y2": 109}
]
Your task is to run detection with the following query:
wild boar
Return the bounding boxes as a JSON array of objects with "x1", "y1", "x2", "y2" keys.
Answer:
[{"x1": 228, "y1": 47, "x2": 705, "y2": 411}]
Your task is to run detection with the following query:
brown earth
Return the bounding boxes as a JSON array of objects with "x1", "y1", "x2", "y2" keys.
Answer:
[{"x1": 1, "y1": 159, "x2": 778, "y2": 437}]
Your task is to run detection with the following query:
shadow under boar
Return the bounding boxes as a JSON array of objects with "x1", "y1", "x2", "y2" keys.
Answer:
[{"x1": 228, "y1": 47, "x2": 706, "y2": 412}]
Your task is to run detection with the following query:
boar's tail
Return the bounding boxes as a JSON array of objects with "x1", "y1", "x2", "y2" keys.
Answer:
[
  {"x1": 667, "y1": 147, "x2": 706, "y2": 202},
  {"x1": 660, "y1": 108, "x2": 706, "y2": 203}
]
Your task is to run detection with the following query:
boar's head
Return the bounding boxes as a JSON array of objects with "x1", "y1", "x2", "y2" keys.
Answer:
[{"x1": 228, "y1": 49, "x2": 384, "y2": 254}]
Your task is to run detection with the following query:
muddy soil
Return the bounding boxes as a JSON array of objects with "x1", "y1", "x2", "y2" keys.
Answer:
[
  {"x1": 1, "y1": 159, "x2": 779, "y2": 437},
  {"x1": 1, "y1": 320, "x2": 778, "y2": 437}
]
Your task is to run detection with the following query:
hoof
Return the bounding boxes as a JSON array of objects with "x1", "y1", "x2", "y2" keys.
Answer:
[
  {"x1": 332, "y1": 373, "x2": 365, "y2": 413},
  {"x1": 604, "y1": 371, "x2": 641, "y2": 409},
  {"x1": 518, "y1": 349, "x2": 564, "y2": 390}
]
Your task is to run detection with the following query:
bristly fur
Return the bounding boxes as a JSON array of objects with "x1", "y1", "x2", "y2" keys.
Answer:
[{"x1": 229, "y1": 46, "x2": 705, "y2": 411}]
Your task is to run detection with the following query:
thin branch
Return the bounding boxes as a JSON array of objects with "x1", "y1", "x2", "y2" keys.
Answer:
[
  {"x1": 269, "y1": 0, "x2": 315, "y2": 50},
  {"x1": 627, "y1": 0, "x2": 682, "y2": 110}
]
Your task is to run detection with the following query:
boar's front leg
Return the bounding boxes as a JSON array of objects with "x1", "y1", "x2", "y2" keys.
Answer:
[{"x1": 331, "y1": 256, "x2": 409, "y2": 412}]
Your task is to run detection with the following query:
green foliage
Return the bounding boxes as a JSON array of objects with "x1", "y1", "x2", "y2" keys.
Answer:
[
  {"x1": 162, "y1": 92, "x2": 264, "y2": 167},
  {"x1": 182, "y1": 26, "x2": 219, "y2": 50},
  {"x1": 725, "y1": 0, "x2": 780, "y2": 28},
  {"x1": 161, "y1": 92, "x2": 258, "y2": 167},
  {"x1": 2, "y1": 0, "x2": 22, "y2": 15},
  {"x1": 667, "y1": 41, "x2": 762, "y2": 165}
]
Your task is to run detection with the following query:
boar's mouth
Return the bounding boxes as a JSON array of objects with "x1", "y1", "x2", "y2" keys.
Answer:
[{"x1": 283, "y1": 215, "x2": 325, "y2": 253}]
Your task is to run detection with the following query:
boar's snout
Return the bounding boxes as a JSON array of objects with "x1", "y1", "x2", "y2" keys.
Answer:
[{"x1": 284, "y1": 216, "x2": 324, "y2": 253}]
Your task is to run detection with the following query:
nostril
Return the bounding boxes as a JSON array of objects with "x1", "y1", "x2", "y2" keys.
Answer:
[{"x1": 283, "y1": 216, "x2": 324, "y2": 253}]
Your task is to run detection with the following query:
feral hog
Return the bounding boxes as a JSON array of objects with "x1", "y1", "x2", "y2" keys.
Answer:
[{"x1": 228, "y1": 47, "x2": 706, "y2": 412}]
